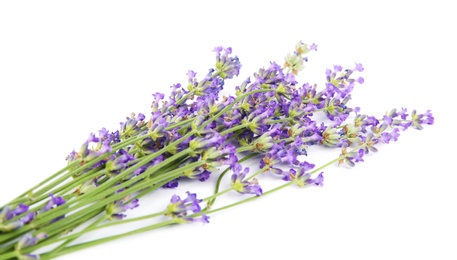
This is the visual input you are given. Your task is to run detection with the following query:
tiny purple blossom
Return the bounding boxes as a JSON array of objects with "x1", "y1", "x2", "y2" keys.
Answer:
[
  {"x1": 354, "y1": 149, "x2": 365, "y2": 163},
  {"x1": 390, "y1": 128, "x2": 400, "y2": 141},
  {"x1": 98, "y1": 140, "x2": 112, "y2": 154},
  {"x1": 16, "y1": 232, "x2": 47, "y2": 251},
  {"x1": 380, "y1": 132, "x2": 391, "y2": 144},
  {"x1": 187, "y1": 70, "x2": 197, "y2": 79},
  {"x1": 354, "y1": 63, "x2": 364, "y2": 72},
  {"x1": 213, "y1": 46, "x2": 223, "y2": 54},
  {"x1": 85, "y1": 133, "x2": 99, "y2": 144},
  {"x1": 383, "y1": 115, "x2": 393, "y2": 125},
  {"x1": 137, "y1": 113, "x2": 146, "y2": 121},
  {"x1": 166, "y1": 192, "x2": 203, "y2": 219},
  {"x1": 98, "y1": 127, "x2": 110, "y2": 140},
  {"x1": 357, "y1": 77, "x2": 364, "y2": 84},
  {"x1": 19, "y1": 212, "x2": 35, "y2": 224},
  {"x1": 325, "y1": 69, "x2": 332, "y2": 77},
  {"x1": 309, "y1": 43, "x2": 318, "y2": 51},
  {"x1": 10, "y1": 204, "x2": 29, "y2": 220},
  {"x1": 398, "y1": 108, "x2": 408, "y2": 120},
  {"x1": 107, "y1": 198, "x2": 140, "y2": 220},
  {"x1": 230, "y1": 164, "x2": 262, "y2": 196},
  {"x1": 41, "y1": 194, "x2": 66, "y2": 212},
  {"x1": 153, "y1": 92, "x2": 165, "y2": 102},
  {"x1": 306, "y1": 172, "x2": 324, "y2": 186},
  {"x1": 162, "y1": 179, "x2": 179, "y2": 189}
]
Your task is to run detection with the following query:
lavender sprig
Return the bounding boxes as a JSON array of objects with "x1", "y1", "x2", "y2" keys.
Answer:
[{"x1": 0, "y1": 42, "x2": 433, "y2": 260}]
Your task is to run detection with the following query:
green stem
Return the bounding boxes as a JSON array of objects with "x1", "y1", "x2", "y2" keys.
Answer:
[
  {"x1": 167, "y1": 117, "x2": 195, "y2": 129},
  {"x1": 6, "y1": 161, "x2": 81, "y2": 206},
  {"x1": 39, "y1": 219, "x2": 178, "y2": 260},
  {"x1": 268, "y1": 118, "x2": 293, "y2": 124},
  {"x1": 26, "y1": 167, "x2": 105, "y2": 216},
  {"x1": 206, "y1": 181, "x2": 293, "y2": 215},
  {"x1": 19, "y1": 154, "x2": 201, "y2": 252},
  {"x1": 219, "y1": 124, "x2": 246, "y2": 135},
  {"x1": 1, "y1": 149, "x2": 189, "y2": 244},
  {"x1": 33, "y1": 159, "x2": 202, "y2": 233},
  {"x1": 31, "y1": 210, "x2": 166, "y2": 254},
  {"x1": 175, "y1": 89, "x2": 196, "y2": 105},
  {"x1": 49, "y1": 215, "x2": 107, "y2": 255},
  {"x1": 131, "y1": 159, "x2": 186, "y2": 201},
  {"x1": 0, "y1": 251, "x2": 19, "y2": 260},
  {"x1": 31, "y1": 147, "x2": 189, "y2": 227},
  {"x1": 236, "y1": 145, "x2": 255, "y2": 153},
  {"x1": 36, "y1": 208, "x2": 105, "y2": 246}
]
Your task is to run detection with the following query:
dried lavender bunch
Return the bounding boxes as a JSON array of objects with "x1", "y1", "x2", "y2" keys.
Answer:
[{"x1": 0, "y1": 42, "x2": 433, "y2": 260}]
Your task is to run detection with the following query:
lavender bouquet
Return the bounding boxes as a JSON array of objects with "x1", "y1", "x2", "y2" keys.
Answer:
[{"x1": 0, "y1": 42, "x2": 433, "y2": 259}]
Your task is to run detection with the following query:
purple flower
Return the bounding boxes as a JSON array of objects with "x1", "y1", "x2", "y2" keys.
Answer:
[
  {"x1": 260, "y1": 153, "x2": 283, "y2": 176},
  {"x1": 16, "y1": 233, "x2": 47, "y2": 250},
  {"x1": 307, "y1": 172, "x2": 324, "y2": 186},
  {"x1": 41, "y1": 194, "x2": 66, "y2": 212},
  {"x1": 9, "y1": 204, "x2": 29, "y2": 220},
  {"x1": 214, "y1": 46, "x2": 241, "y2": 79},
  {"x1": 183, "y1": 162, "x2": 213, "y2": 181},
  {"x1": 356, "y1": 77, "x2": 364, "y2": 84},
  {"x1": 353, "y1": 149, "x2": 365, "y2": 163},
  {"x1": 397, "y1": 108, "x2": 408, "y2": 120},
  {"x1": 137, "y1": 113, "x2": 146, "y2": 121},
  {"x1": 106, "y1": 198, "x2": 140, "y2": 220},
  {"x1": 1, "y1": 205, "x2": 35, "y2": 232},
  {"x1": 354, "y1": 63, "x2": 364, "y2": 72},
  {"x1": 119, "y1": 114, "x2": 145, "y2": 139},
  {"x1": 166, "y1": 192, "x2": 203, "y2": 219},
  {"x1": 86, "y1": 133, "x2": 99, "y2": 144},
  {"x1": 230, "y1": 164, "x2": 262, "y2": 196},
  {"x1": 390, "y1": 128, "x2": 400, "y2": 141},
  {"x1": 362, "y1": 133, "x2": 379, "y2": 153},
  {"x1": 148, "y1": 117, "x2": 169, "y2": 141},
  {"x1": 14, "y1": 232, "x2": 47, "y2": 259},
  {"x1": 19, "y1": 212, "x2": 35, "y2": 225},
  {"x1": 383, "y1": 115, "x2": 393, "y2": 125},
  {"x1": 189, "y1": 132, "x2": 225, "y2": 152},
  {"x1": 380, "y1": 132, "x2": 391, "y2": 144},
  {"x1": 187, "y1": 70, "x2": 197, "y2": 80},
  {"x1": 288, "y1": 162, "x2": 322, "y2": 187},
  {"x1": 162, "y1": 179, "x2": 179, "y2": 189},
  {"x1": 181, "y1": 213, "x2": 210, "y2": 224},
  {"x1": 105, "y1": 151, "x2": 136, "y2": 174},
  {"x1": 310, "y1": 43, "x2": 318, "y2": 51},
  {"x1": 152, "y1": 92, "x2": 165, "y2": 103}
]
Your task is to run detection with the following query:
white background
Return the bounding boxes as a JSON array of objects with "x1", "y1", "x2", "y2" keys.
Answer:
[{"x1": 1, "y1": 1, "x2": 456, "y2": 259}]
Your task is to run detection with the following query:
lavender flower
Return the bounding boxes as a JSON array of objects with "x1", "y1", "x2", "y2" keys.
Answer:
[
  {"x1": 165, "y1": 192, "x2": 204, "y2": 220},
  {"x1": 0, "y1": 204, "x2": 34, "y2": 232},
  {"x1": 411, "y1": 109, "x2": 434, "y2": 130},
  {"x1": 230, "y1": 164, "x2": 262, "y2": 196},
  {"x1": 40, "y1": 194, "x2": 66, "y2": 213},
  {"x1": 105, "y1": 197, "x2": 139, "y2": 220},
  {"x1": 214, "y1": 46, "x2": 241, "y2": 79},
  {"x1": 15, "y1": 233, "x2": 47, "y2": 259}
]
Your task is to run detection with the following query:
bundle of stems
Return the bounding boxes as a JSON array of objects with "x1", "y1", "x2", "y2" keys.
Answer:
[{"x1": 0, "y1": 42, "x2": 433, "y2": 260}]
